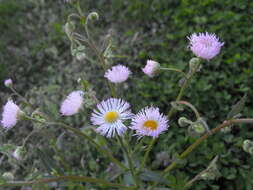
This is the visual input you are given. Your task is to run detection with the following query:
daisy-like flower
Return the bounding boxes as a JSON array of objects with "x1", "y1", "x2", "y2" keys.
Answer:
[
  {"x1": 142, "y1": 60, "x2": 160, "y2": 78},
  {"x1": 60, "y1": 90, "x2": 84, "y2": 116},
  {"x1": 130, "y1": 107, "x2": 169, "y2": 138},
  {"x1": 104, "y1": 65, "x2": 131, "y2": 83},
  {"x1": 188, "y1": 32, "x2": 224, "y2": 60},
  {"x1": 4, "y1": 79, "x2": 13, "y2": 87},
  {"x1": 1, "y1": 100, "x2": 22, "y2": 129},
  {"x1": 91, "y1": 98, "x2": 133, "y2": 138}
]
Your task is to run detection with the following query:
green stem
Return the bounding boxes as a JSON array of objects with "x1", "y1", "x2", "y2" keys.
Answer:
[
  {"x1": 168, "y1": 72, "x2": 195, "y2": 118},
  {"x1": 27, "y1": 117, "x2": 128, "y2": 171},
  {"x1": 1, "y1": 176, "x2": 135, "y2": 189},
  {"x1": 117, "y1": 134, "x2": 139, "y2": 188},
  {"x1": 139, "y1": 138, "x2": 156, "y2": 172},
  {"x1": 173, "y1": 100, "x2": 201, "y2": 119},
  {"x1": 142, "y1": 68, "x2": 196, "y2": 173},
  {"x1": 10, "y1": 87, "x2": 33, "y2": 108},
  {"x1": 150, "y1": 118, "x2": 253, "y2": 189},
  {"x1": 160, "y1": 67, "x2": 188, "y2": 79}
]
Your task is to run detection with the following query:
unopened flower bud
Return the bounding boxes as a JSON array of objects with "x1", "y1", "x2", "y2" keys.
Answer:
[
  {"x1": 248, "y1": 147, "x2": 253, "y2": 155},
  {"x1": 192, "y1": 122, "x2": 205, "y2": 134},
  {"x1": 88, "y1": 12, "x2": 99, "y2": 21},
  {"x1": 189, "y1": 57, "x2": 201, "y2": 73},
  {"x1": 12, "y1": 146, "x2": 25, "y2": 160},
  {"x1": 178, "y1": 117, "x2": 192, "y2": 127},
  {"x1": 142, "y1": 60, "x2": 161, "y2": 78},
  {"x1": 243, "y1": 139, "x2": 253, "y2": 153},
  {"x1": 4, "y1": 79, "x2": 13, "y2": 88},
  {"x1": 64, "y1": 21, "x2": 75, "y2": 38},
  {"x1": 2, "y1": 172, "x2": 14, "y2": 181}
]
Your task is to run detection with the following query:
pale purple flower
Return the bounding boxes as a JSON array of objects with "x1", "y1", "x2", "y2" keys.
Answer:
[
  {"x1": 4, "y1": 79, "x2": 13, "y2": 87},
  {"x1": 130, "y1": 107, "x2": 169, "y2": 138},
  {"x1": 60, "y1": 91, "x2": 84, "y2": 116},
  {"x1": 142, "y1": 60, "x2": 160, "y2": 78},
  {"x1": 1, "y1": 100, "x2": 21, "y2": 129},
  {"x1": 188, "y1": 32, "x2": 224, "y2": 60},
  {"x1": 104, "y1": 65, "x2": 131, "y2": 83},
  {"x1": 91, "y1": 98, "x2": 133, "y2": 138}
]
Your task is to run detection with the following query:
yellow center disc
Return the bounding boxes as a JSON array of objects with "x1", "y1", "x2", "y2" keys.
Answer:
[
  {"x1": 144, "y1": 120, "x2": 158, "y2": 130},
  {"x1": 104, "y1": 111, "x2": 119, "y2": 123}
]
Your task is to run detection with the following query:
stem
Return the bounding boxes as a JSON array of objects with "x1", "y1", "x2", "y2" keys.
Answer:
[
  {"x1": 139, "y1": 138, "x2": 156, "y2": 172},
  {"x1": 168, "y1": 72, "x2": 195, "y2": 118},
  {"x1": 173, "y1": 100, "x2": 201, "y2": 119},
  {"x1": 1, "y1": 176, "x2": 135, "y2": 189},
  {"x1": 117, "y1": 134, "x2": 139, "y2": 188},
  {"x1": 10, "y1": 87, "x2": 33, "y2": 108},
  {"x1": 27, "y1": 117, "x2": 128, "y2": 171},
  {"x1": 160, "y1": 67, "x2": 188, "y2": 79},
  {"x1": 142, "y1": 69, "x2": 197, "y2": 172},
  {"x1": 150, "y1": 118, "x2": 253, "y2": 189}
]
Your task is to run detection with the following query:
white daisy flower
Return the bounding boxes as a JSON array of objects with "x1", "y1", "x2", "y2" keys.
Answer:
[
  {"x1": 91, "y1": 98, "x2": 133, "y2": 138},
  {"x1": 130, "y1": 107, "x2": 169, "y2": 138}
]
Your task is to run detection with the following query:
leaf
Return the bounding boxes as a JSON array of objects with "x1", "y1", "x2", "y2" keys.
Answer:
[
  {"x1": 171, "y1": 102, "x2": 184, "y2": 111},
  {"x1": 0, "y1": 144, "x2": 16, "y2": 155},
  {"x1": 140, "y1": 170, "x2": 168, "y2": 184},
  {"x1": 227, "y1": 94, "x2": 247, "y2": 119},
  {"x1": 123, "y1": 171, "x2": 134, "y2": 186}
]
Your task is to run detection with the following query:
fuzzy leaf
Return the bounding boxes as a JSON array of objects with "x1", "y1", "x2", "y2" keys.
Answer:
[{"x1": 227, "y1": 94, "x2": 247, "y2": 119}]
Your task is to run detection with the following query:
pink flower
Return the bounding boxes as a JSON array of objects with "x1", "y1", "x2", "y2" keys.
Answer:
[
  {"x1": 104, "y1": 65, "x2": 131, "y2": 83},
  {"x1": 130, "y1": 107, "x2": 169, "y2": 138},
  {"x1": 60, "y1": 91, "x2": 84, "y2": 116},
  {"x1": 142, "y1": 60, "x2": 160, "y2": 78},
  {"x1": 1, "y1": 100, "x2": 21, "y2": 129},
  {"x1": 4, "y1": 79, "x2": 13, "y2": 87},
  {"x1": 188, "y1": 32, "x2": 224, "y2": 60}
]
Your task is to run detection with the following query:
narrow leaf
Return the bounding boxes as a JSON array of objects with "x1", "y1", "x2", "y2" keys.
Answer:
[{"x1": 227, "y1": 94, "x2": 247, "y2": 119}]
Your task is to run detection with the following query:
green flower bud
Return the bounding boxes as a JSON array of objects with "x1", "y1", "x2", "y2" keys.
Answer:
[
  {"x1": 189, "y1": 57, "x2": 201, "y2": 73},
  {"x1": 2, "y1": 172, "x2": 14, "y2": 181},
  {"x1": 243, "y1": 139, "x2": 253, "y2": 153},
  {"x1": 178, "y1": 117, "x2": 192, "y2": 127},
  {"x1": 88, "y1": 12, "x2": 99, "y2": 21}
]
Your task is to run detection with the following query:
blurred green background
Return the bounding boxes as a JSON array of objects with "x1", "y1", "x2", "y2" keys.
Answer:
[{"x1": 1, "y1": 0, "x2": 253, "y2": 189}]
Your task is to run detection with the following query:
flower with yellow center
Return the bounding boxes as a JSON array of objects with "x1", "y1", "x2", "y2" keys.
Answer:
[
  {"x1": 91, "y1": 98, "x2": 133, "y2": 138},
  {"x1": 130, "y1": 107, "x2": 169, "y2": 138}
]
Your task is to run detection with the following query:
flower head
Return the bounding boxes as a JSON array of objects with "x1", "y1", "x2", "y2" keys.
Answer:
[
  {"x1": 60, "y1": 91, "x2": 84, "y2": 116},
  {"x1": 130, "y1": 107, "x2": 169, "y2": 138},
  {"x1": 104, "y1": 65, "x2": 131, "y2": 83},
  {"x1": 142, "y1": 60, "x2": 160, "y2": 78},
  {"x1": 91, "y1": 98, "x2": 133, "y2": 138},
  {"x1": 1, "y1": 100, "x2": 21, "y2": 129},
  {"x1": 188, "y1": 32, "x2": 224, "y2": 60},
  {"x1": 4, "y1": 79, "x2": 13, "y2": 87}
]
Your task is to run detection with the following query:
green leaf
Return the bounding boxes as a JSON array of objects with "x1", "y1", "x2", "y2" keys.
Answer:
[
  {"x1": 140, "y1": 169, "x2": 168, "y2": 184},
  {"x1": 227, "y1": 94, "x2": 247, "y2": 119}
]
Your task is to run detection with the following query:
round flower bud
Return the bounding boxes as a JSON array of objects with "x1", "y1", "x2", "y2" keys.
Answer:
[
  {"x1": 178, "y1": 117, "x2": 192, "y2": 127},
  {"x1": 2, "y1": 172, "x2": 14, "y2": 180},
  {"x1": 88, "y1": 12, "x2": 99, "y2": 21},
  {"x1": 4, "y1": 79, "x2": 13, "y2": 88},
  {"x1": 142, "y1": 60, "x2": 161, "y2": 78},
  {"x1": 243, "y1": 139, "x2": 253, "y2": 153},
  {"x1": 189, "y1": 57, "x2": 201, "y2": 73},
  {"x1": 191, "y1": 122, "x2": 205, "y2": 134}
]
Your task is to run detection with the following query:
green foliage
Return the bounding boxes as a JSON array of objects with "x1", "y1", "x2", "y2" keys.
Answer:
[{"x1": 0, "y1": 0, "x2": 253, "y2": 189}]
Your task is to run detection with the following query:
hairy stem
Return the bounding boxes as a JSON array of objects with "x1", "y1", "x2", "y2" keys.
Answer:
[
  {"x1": 117, "y1": 134, "x2": 139, "y2": 188},
  {"x1": 160, "y1": 67, "x2": 188, "y2": 79},
  {"x1": 1, "y1": 176, "x2": 134, "y2": 189},
  {"x1": 173, "y1": 100, "x2": 201, "y2": 119}
]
